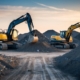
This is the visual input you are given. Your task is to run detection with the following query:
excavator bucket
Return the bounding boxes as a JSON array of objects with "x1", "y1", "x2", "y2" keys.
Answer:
[{"x1": 27, "y1": 34, "x2": 38, "y2": 43}]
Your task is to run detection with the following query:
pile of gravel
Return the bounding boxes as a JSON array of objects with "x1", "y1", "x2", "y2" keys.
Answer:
[
  {"x1": 17, "y1": 42, "x2": 57, "y2": 52},
  {"x1": 18, "y1": 33, "x2": 29, "y2": 44},
  {"x1": 73, "y1": 32, "x2": 80, "y2": 45},
  {"x1": 34, "y1": 30, "x2": 49, "y2": 42},
  {"x1": 18, "y1": 33, "x2": 27, "y2": 41},
  {"x1": 54, "y1": 45, "x2": 80, "y2": 79},
  {"x1": 18, "y1": 29, "x2": 49, "y2": 44},
  {"x1": 17, "y1": 30, "x2": 58, "y2": 52},
  {"x1": 43, "y1": 30, "x2": 59, "y2": 39},
  {"x1": 72, "y1": 31, "x2": 79, "y2": 38},
  {"x1": 75, "y1": 33, "x2": 80, "y2": 40}
]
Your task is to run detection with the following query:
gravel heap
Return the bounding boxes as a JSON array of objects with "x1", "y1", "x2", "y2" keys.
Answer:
[
  {"x1": 18, "y1": 33, "x2": 27, "y2": 41},
  {"x1": 54, "y1": 45, "x2": 80, "y2": 79},
  {"x1": 34, "y1": 30, "x2": 49, "y2": 42},
  {"x1": 0, "y1": 54, "x2": 19, "y2": 78},
  {"x1": 75, "y1": 33, "x2": 80, "y2": 40},
  {"x1": 72, "y1": 31, "x2": 79, "y2": 38},
  {"x1": 43, "y1": 30, "x2": 59, "y2": 39},
  {"x1": 17, "y1": 30, "x2": 58, "y2": 52},
  {"x1": 18, "y1": 34, "x2": 29, "y2": 44}
]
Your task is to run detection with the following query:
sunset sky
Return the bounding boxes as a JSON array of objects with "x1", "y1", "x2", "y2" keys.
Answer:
[{"x1": 0, "y1": 0, "x2": 80, "y2": 34}]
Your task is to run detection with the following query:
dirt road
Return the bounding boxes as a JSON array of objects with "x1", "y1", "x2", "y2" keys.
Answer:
[{"x1": 0, "y1": 51, "x2": 76, "y2": 80}]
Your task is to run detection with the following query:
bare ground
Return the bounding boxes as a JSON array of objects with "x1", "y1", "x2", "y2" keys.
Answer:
[{"x1": 0, "y1": 50, "x2": 77, "y2": 80}]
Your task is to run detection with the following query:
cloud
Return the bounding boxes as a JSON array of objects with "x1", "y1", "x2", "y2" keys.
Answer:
[
  {"x1": 37, "y1": 3, "x2": 74, "y2": 12},
  {"x1": 0, "y1": 5, "x2": 80, "y2": 33}
]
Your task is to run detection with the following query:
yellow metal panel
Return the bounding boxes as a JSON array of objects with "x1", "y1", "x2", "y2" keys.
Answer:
[
  {"x1": 69, "y1": 36, "x2": 73, "y2": 42},
  {"x1": 51, "y1": 35, "x2": 65, "y2": 40},
  {"x1": 51, "y1": 35, "x2": 73, "y2": 42},
  {"x1": 0, "y1": 33, "x2": 8, "y2": 41}
]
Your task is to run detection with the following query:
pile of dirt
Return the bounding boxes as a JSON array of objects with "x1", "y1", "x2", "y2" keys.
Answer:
[
  {"x1": 0, "y1": 54, "x2": 19, "y2": 78},
  {"x1": 34, "y1": 30, "x2": 49, "y2": 42},
  {"x1": 72, "y1": 31, "x2": 79, "y2": 38},
  {"x1": 43, "y1": 30, "x2": 59, "y2": 39},
  {"x1": 18, "y1": 29, "x2": 49, "y2": 44},
  {"x1": 17, "y1": 30, "x2": 58, "y2": 52},
  {"x1": 73, "y1": 32, "x2": 80, "y2": 44},
  {"x1": 54, "y1": 45, "x2": 80, "y2": 79},
  {"x1": 75, "y1": 33, "x2": 80, "y2": 40},
  {"x1": 17, "y1": 42, "x2": 57, "y2": 52},
  {"x1": 18, "y1": 33, "x2": 28, "y2": 42}
]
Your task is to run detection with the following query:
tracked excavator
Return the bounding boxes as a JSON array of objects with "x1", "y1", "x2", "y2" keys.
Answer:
[
  {"x1": 0, "y1": 13, "x2": 38, "y2": 50},
  {"x1": 50, "y1": 22, "x2": 80, "y2": 49}
]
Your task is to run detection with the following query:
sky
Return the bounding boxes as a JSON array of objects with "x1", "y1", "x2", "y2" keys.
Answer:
[{"x1": 0, "y1": 0, "x2": 80, "y2": 34}]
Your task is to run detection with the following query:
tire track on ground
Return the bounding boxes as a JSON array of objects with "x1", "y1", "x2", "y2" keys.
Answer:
[
  {"x1": 31, "y1": 57, "x2": 44, "y2": 80},
  {"x1": 4, "y1": 57, "x2": 29, "y2": 80},
  {"x1": 20, "y1": 57, "x2": 34, "y2": 80},
  {"x1": 42, "y1": 57, "x2": 57, "y2": 80}
]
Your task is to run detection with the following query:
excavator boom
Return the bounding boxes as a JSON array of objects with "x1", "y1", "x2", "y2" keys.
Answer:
[
  {"x1": 65, "y1": 22, "x2": 80, "y2": 42},
  {"x1": 7, "y1": 13, "x2": 34, "y2": 36}
]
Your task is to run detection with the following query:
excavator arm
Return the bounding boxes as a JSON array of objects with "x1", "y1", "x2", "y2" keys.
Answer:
[
  {"x1": 65, "y1": 22, "x2": 80, "y2": 42},
  {"x1": 7, "y1": 13, "x2": 34, "y2": 36},
  {"x1": 60, "y1": 22, "x2": 80, "y2": 42}
]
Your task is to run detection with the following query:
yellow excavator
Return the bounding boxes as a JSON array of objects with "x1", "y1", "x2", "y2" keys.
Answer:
[
  {"x1": 0, "y1": 13, "x2": 38, "y2": 50},
  {"x1": 50, "y1": 22, "x2": 80, "y2": 49}
]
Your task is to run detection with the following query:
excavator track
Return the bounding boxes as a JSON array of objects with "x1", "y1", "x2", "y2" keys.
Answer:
[{"x1": 0, "y1": 43, "x2": 8, "y2": 50}]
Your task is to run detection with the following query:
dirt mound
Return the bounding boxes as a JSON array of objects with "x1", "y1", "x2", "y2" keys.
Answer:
[
  {"x1": 18, "y1": 33, "x2": 28, "y2": 43},
  {"x1": 18, "y1": 33, "x2": 27, "y2": 40},
  {"x1": 75, "y1": 33, "x2": 80, "y2": 40},
  {"x1": 18, "y1": 29, "x2": 49, "y2": 44},
  {"x1": 43, "y1": 30, "x2": 59, "y2": 39},
  {"x1": 71, "y1": 31, "x2": 80, "y2": 44},
  {"x1": 72, "y1": 31, "x2": 79, "y2": 38},
  {"x1": 17, "y1": 29, "x2": 58, "y2": 52},
  {"x1": 34, "y1": 30, "x2": 49, "y2": 42},
  {"x1": 17, "y1": 42, "x2": 57, "y2": 52},
  {"x1": 54, "y1": 45, "x2": 80, "y2": 79}
]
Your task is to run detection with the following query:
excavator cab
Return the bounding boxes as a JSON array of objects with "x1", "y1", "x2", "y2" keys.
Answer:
[
  {"x1": 60, "y1": 31, "x2": 66, "y2": 38},
  {"x1": 10, "y1": 29, "x2": 18, "y2": 41},
  {"x1": 60, "y1": 31, "x2": 73, "y2": 43}
]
